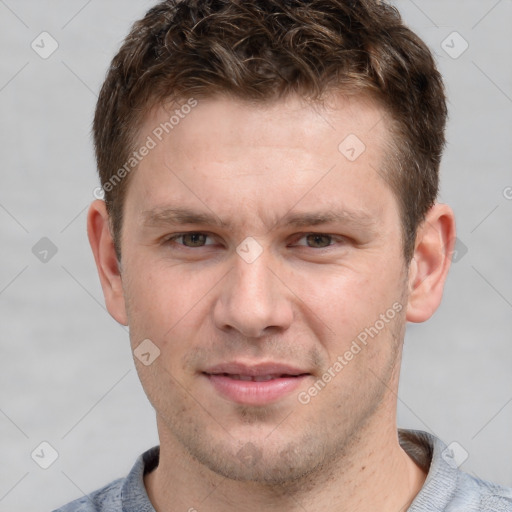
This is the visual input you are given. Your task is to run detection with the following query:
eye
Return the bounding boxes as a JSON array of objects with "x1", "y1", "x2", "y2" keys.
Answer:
[
  {"x1": 292, "y1": 233, "x2": 341, "y2": 249},
  {"x1": 165, "y1": 232, "x2": 215, "y2": 248}
]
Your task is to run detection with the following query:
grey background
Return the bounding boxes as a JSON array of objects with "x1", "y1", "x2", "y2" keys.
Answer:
[{"x1": 0, "y1": 1, "x2": 511, "y2": 510}]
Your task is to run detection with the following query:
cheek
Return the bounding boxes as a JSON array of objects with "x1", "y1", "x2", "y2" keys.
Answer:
[
  {"x1": 124, "y1": 260, "x2": 218, "y2": 348},
  {"x1": 122, "y1": 262, "x2": 173, "y2": 343},
  {"x1": 293, "y1": 261, "x2": 405, "y2": 354},
  {"x1": 292, "y1": 262, "x2": 391, "y2": 321}
]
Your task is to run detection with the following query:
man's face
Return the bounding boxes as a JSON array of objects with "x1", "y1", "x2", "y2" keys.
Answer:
[{"x1": 119, "y1": 93, "x2": 410, "y2": 483}]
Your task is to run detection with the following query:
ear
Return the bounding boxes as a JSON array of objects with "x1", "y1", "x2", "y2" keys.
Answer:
[
  {"x1": 406, "y1": 203, "x2": 456, "y2": 323},
  {"x1": 87, "y1": 200, "x2": 128, "y2": 325}
]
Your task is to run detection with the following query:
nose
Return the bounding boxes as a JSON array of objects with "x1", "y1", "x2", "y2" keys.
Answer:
[{"x1": 213, "y1": 249, "x2": 294, "y2": 339}]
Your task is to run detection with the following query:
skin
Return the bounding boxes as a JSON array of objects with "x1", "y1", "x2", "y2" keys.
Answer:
[{"x1": 88, "y1": 93, "x2": 456, "y2": 512}]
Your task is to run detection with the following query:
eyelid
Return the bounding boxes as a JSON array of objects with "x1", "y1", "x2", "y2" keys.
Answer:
[
  {"x1": 162, "y1": 231, "x2": 347, "y2": 249},
  {"x1": 290, "y1": 233, "x2": 346, "y2": 247},
  {"x1": 164, "y1": 232, "x2": 217, "y2": 246}
]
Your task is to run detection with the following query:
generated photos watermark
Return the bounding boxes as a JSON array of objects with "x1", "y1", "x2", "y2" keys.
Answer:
[
  {"x1": 93, "y1": 97, "x2": 198, "y2": 200},
  {"x1": 298, "y1": 302, "x2": 403, "y2": 405}
]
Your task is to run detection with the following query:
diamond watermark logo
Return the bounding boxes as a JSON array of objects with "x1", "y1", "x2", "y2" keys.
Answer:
[
  {"x1": 237, "y1": 442, "x2": 262, "y2": 467},
  {"x1": 31, "y1": 31, "x2": 59, "y2": 59},
  {"x1": 441, "y1": 441, "x2": 469, "y2": 469},
  {"x1": 32, "y1": 237, "x2": 58, "y2": 263},
  {"x1": 31, "y1": 441, "x2": 59, "y2": 469},
  {"x1": 447, "y1": 237, "x2": 468, "y2": 264},
  {"x1": 441, "y1": 31, "x2": 469, "y2": 59},
  {"x1": 338, "y1": 134, "x2": 366, "y2": 162},
  {"x1": 134, "y1": 339, "x2": 161, "y2": 366},
  {"x1": 236, "y1": 237, "x2": 263, "y2": 264}
]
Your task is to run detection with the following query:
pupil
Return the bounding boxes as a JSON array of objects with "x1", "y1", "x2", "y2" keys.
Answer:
[
  {"x1": 186, "y1": 233, "x2": 205, "y2": 246},
  {"x1": 308, "y1": 234, "x2": 330, "y2": 248}
]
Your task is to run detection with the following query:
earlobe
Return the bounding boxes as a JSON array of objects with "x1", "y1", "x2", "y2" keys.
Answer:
[
  {"x1": 406, "y1": 203, "x2": 456, "y2": 323},
  {"x1": 87, "y1": 200, "x2": 128, "y2": 326}
]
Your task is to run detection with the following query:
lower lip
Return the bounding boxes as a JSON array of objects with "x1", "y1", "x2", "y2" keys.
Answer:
[{"x1": 204, "y1": 374, "x2": 308, "y2": 405}]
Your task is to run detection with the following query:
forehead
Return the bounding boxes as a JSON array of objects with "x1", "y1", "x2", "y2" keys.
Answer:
[
  {"x1": 124, "y1": 92, "x2": 398, "y2": 232},
  {"x1": 140, "y1": 92, "x2": 390, "y2": 154}
]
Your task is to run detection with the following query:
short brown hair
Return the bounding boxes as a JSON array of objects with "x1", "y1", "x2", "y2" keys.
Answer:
[{"x1": 93, "y1": 0, "x2": 447, "y2": 263}]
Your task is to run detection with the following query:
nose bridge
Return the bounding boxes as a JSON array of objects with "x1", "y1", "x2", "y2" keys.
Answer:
[
  {"x1": 213, "y1": 246, "x2": 293, "y2": 337},
  {"x1": 235, "y1": 252, "x2": 274, "y2": 304}
]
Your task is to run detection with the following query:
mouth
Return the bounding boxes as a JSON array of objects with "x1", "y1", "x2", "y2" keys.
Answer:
[
  {"x1": 206, "y1": 373, "x2": 308, "y2": 382},
  {"x1": 202, "y1": 362, "x2": 311, "y2": 405}
]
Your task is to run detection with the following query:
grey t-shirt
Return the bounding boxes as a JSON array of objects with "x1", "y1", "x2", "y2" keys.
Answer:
[{"x1": 53, "y1": 429, "x2": 512, "y2": 511}]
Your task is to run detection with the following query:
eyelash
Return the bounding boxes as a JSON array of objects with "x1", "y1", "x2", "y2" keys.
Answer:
[{"x1": 163, "y1": 232, "x2": 345, "y2": 250}]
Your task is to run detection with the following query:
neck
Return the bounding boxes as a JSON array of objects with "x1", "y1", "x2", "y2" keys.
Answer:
[{"x1": 144, "y1": 418, "x2": 427, "y2": 512}]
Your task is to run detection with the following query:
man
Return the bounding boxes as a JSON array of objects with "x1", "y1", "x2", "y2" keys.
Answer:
[{"x1": 55, "y1": 0, "x2": 512, "y2": 510}]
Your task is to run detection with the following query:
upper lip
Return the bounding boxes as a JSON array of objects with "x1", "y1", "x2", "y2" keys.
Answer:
[{"x1": 203, "y1": 362, "x2": 310, "y2": 377}]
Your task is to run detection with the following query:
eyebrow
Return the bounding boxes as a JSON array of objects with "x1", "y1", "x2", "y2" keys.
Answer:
[
  {"x1": 141, "y1": 206, "x2": 377, "y2": 232},
  {"x1": 142, "y1": 207, "x2": 229, "y2": 228}
]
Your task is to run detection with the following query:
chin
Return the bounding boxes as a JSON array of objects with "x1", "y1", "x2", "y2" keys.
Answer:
[{"x1": 184, "y1": 433, "x2": 333, "y2": 486}]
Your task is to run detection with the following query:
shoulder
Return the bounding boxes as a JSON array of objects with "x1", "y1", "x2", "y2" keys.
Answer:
[
  {"x1": 52, "y1": 446, "x2": 159, "y2": 512},
  {"x1": 399, "y1": 429, "x2": 512, "y2": 512},
  {"x1": 449, "y1": 471, "x2": 512, "y2": 511},
  {"x1": 52, "y1": 477, "x2": 124, "y2": 512}
]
